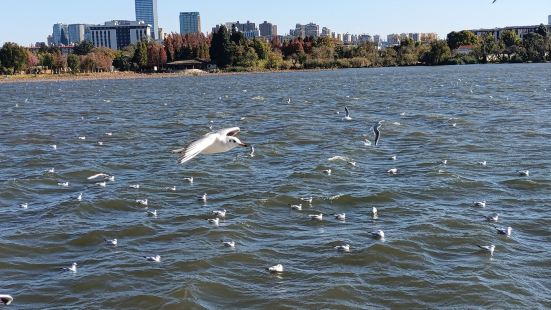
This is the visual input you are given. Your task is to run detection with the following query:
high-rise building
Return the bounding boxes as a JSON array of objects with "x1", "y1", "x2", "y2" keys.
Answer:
[
  {"x1": 548, "y1": 15, "x2": 550, "y2": 25},
  {"x1": 52, "y1": 23, "x2": 68, "y2": 45},
  {"x1": 259, "y1": 21, "x2": 277, "y2": 38},
  {"x1": 67, "y1": 24, "x2": 90, "y2": 44},
  {"x1": 321, "y1": 27, "x2": 331, "y2": 37},
  {"x1": 135, "y1": 0, "x2": 158, "y2": 40},
  {"x1": 179, "y1": 12, "x2": 201, "y2": 35},
  {"x1": 90, "y1": 20, "x2": 151, "y2": 50}
]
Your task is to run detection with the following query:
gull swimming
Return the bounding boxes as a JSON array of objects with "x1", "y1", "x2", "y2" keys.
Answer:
[
  {"x1": 371, "y1": 230, "x2": 385, "y2": 239},
  {"x1": 496, "y1": 226, "x2": 512, "y2": 237},
  {"x1": 87, "y1": 173, "x2": 113, "y2": 181},
  {"x1": 309, "y1": 213, "x2": 323, "y2": 221},
  {"x1": 342, "y1": 106, "x2": 352, "y2": 121},
  {"x1": 372, "y1": 207, "x2": 378, "y2": 219},
  {"x1": 478, "y1": 161, "x2": 487, "y2": 166},
  {"x1": 172, "y1": 127, "x2": 248, "y2": 164},
  {"x1": 50, "y1": 144, "x2": 57, "y2": 150},
  {"x1": 76, "y1": 193, "x2": 83, "y2": 201},
  {"x1": 250, "y1": 145, "x2": 255, "y2": 157},
  {"x1": 222, "y1": 241, "x2": 235, "y2": 248},
  {"x1": 208, "y1": 218, "x2": 220, "y2": 225},
  {"x1": 201, "y1": 193, "x2": 208, "y2": 203},
  {"x1": 472, "y1": 200, "x2": 486, "y2": 208},
  {"x1": 129, "y1": 184, "x2": 140, "y2": 189},
  {"x1": 136, "y1": 199, "x2": 148, "y2": 206},
  {"x1": 78, "y1": 136, "x2": 86, "y2": 140},
  {"x1": 57, "y1": 182, "x2": 69, "y2": 187},
  {"x1": 61, "y1": 262, "x2": 77, "y2": 272},
  {"x1": 390, "y1": 155, "x2": 397, "y2": 160},
  {"x1": 477, "y1": 244, "x2": 495, "y2": 256},
  {"x1": 105, "y1": 132, "x2": 113, "y2": 136},
  {"x1": 335, "y1": 244, "x2": 351, "y2": 252},
  {"x1": 300, "y1": 197, "x2": 313, "y2": 204},
  {"x1": 97, "y1": 141, "x2": 104, "y2": 146},
  {"x1": 19, "y1": 203, "x2": 28, "y2": 209},
  {"x1": 0, "y1": 294, "x2": 13, "y2": 305},
  {"x1": 483, "y1": 213, "x2": 499, "y2": 222},
  {"x1": 266, "y1": 264, "x2": 283, "y2": 273},
  {"x1": 322, "y1": 169, "x2": 332, "y2": 175},
  {"x1": 334, "y1": 213, "x2": 346, "y2": 221},
  {"x1": 146, "y1": 209, "x2": 157, "y2": 217},
  {"x1": 144, "y1": 255, "x2": 161, "y2": 262},
  {"x1": 387, "y1": 168, "x2": 398, "y2": 175},
  {"x1": 290, "y1": 204, "x2": 302, "y2": 211},
  {"x1": 373, "y1": 121, "x2": 382, "y2": 146},
  {"x1": 47, "y1": 168, "x2": 55, "y2": 173},
  {"x1": 518, "y1": 170, "x2": 529, "y2": 177},
  {"x1": 104, "y1": 238, "x2": 117, "y2": 246},
  {"x1": 441, "y1": 159, "x2": 448, "y2": 165},
  {"x1": 166, "y1": 186, "x2": 176, "y2": 191},
  {"x1": 96, "y1": 181, "x2": 106, "y2": 187},
  {"x1": 184, "y1": 177, "x2": 194, "y2": 183},
  {"x1": 212, "y1": 209, "x2": 227, "y2": 218}
]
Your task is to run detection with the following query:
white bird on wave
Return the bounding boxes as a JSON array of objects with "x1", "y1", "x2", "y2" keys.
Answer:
[
  {"x1": 342, "y1": 106, "x2": 352, "y2": 121},
  {"x1": 266, "y1": 264, "x2": 283, "y2": 273},
  {"x1": 335, "y1": 244, "x2": 351, "y2": 252},
  {"x1": 172, "y1": 127, "x2": 248, "y2": 164},
  {"x1": 371, "y1": 230, "x2": 385, "y2": 239},
  {"x1": 0, "y1": 294, "x2": 13, "y2": 305},
  {"x1": 61, "y1": 262, "x2": 77, "y2": 272},
  {"x1": 212, "y1": 209, "x2": 227, "y2": 218},
  {"x1": 477, "y1": 244, "x2": 495, "y2": 256},
  {"x1": 144, "y1": 255, "x2": 161, "y2": 262},
  {"x1": 104, "y1": 238, "x2": 117, "y2": 246},
  {"x1": 290, "y1": 203, "x2": 302, "y2": 210},
  {"x1": 334, "y1": 213, "x2": 346, "y2": 221}
]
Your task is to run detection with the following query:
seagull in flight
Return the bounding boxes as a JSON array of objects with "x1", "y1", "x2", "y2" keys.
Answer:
[
  {"x1": 342, "y1": 106, "x2": 352, "y2": 121},
  {"x1": 172, "y1": 127, "x2": 248, "y2": 164},
  {"x1": 0, "y1": 294, "x2": 13, "y2": 305},
  {"x1": 373, "y1": 121, "x2": 382, "y2": 146}
]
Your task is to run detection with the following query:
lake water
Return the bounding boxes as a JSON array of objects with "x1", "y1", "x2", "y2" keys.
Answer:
[{"x1": 1, "y1": 64, "x2": 551, "y2": 309}]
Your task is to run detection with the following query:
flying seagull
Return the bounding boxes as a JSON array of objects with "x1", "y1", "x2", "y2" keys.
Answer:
[
  {"x1": 172, "y1": 127, "x2": 248, "y2": 164},
  {"x1": 343, "y1": 106, "x2": 352, "y2": 121},
  {"x1": 373, "y1": 121, "x2": 382, "y2": 146},
  {"x1": 492, "y1": 0, "x2": 497, "y2": 3}
]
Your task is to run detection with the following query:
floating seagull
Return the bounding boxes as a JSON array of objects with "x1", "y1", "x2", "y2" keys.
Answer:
[
  {"x1": 496, "y1": 226, "x2": 512, "y2": 237},
  {"x1": 184, "y1": 177, "x2": 194, "y2": 183},
  {"x1": 129, "y1": 184, "x2": 140, "y2": 189},
  {"x1": 371, "y1": 230, "x2": 385, "y2": 239},
  {"x1": 518, "y1": 170, "x2": 529, "y2": 177},
  {"x1": 47, "y1": 168, "x2": 55, "y2": 173},
  {"x1": 207, "y1": 218, "x2": 220, "y2": 225},
  {"x1": 287, "y1": 98, "x2": 291, "y2": 104},
  {"x1": 348, "y1": 161, "x2": 356, "y2": 167},
  {"x1": 146, "y1": 209, "x2": 157, "y2": 217},
  {"x1": 105, "y1": 132, "x2": 113, "y2": 136},
  {"x1": 335, "y1": 244, "x2": 350, "y2": 252},
  {"x1": 290, "y1": 204, "x2": 302, "y2": 211},
  {"x1": 322, "y1": 169, "x2": 332, "y2": 175},
  {"x1": 212, "y1": 209, "x2": 227, "y2": 218},
  {"x1": 97, "y1": 141, "x2": 104, "y2": 146},
  {"x1": 363, "y1": 139, "x2": 372, "y2": 146},
  {"x1": 334, "y1": 213, "x2": 346, "y2": 221},
  {"x1": 390, "y1": 155, "x2": 397, "y2": 160},
  {"x1": 201, "y1": 193, "x2": 208, "y2": 203},
  {"x1": 61, "y1": 262, "x2": 77, "y2": 272},
  {"x1": 477, "y1": 244, "x2": 495, "y2": 256},
  {"x1": 249, "y1": 145, "x2": 255, "y2": 157},
  {"x1": 266, "y1": 264, "x2": 283, "y2": 273},
  {"x1": 483, "y1": 213, "x2": 499, "y2": 222},
  {"x1": 57, "y1": 181, "x2": 69, "y2": 187},
  {"x1": 478, "y1": 161, "x2": 487, "y2": 166},
  {"x1": 144, "y1": 255, "x2": 161, "y2": 262},
  {"x1": 441, "y1": 159, "x2": 448, "y2": 165},
  {"x1": 342, "y1": 106, "x2": 352, "y2": 121},
  {"x1": 472, "y1": 201, "x2": 486, "y2": 208},
  {"x1": 104, "y1": 238, "x2": 117, "y2": 246},
  {"x1": 172, "y1": 127, "x2": 248, "y2": 164},
  {"x1": 96, "y1": 181, "x2": 106, "y2": 187},
  {"x1": 19, "y1": 203, "x2": 28, "y2": 209},
  {"x1": 136, "y1": 199, "x2": 148, "y2": 206},
  {"x1": 387, "y1": 168, "x2": 398, "y2": 175},
  {"x1": 50, "y1": 144, "x2": 57, "y2": 150},
  {"x1": 300, "y1": 197, "x2": 313, "y2": 204},
  {"x1": 222, "y1": 241, "x2": 235, "y2": 248},
  {"x1": 0, "y1": 294, "x2": 13, "y2": 305},
  {"x1": 166, "y1": 186, "x2": 176, "y2": 191},
  {"x1": 309, "y1": 213, "x2": 323, "y2": 221},
  {"x1": 76, "y1": 193, "x2": 83, "y2": 201},
  {"x1": 373, "y1": 121, "x2": 382, "y2": 146},
  {"x1": 372, "y1": 207, "x2": 378, "y2": 218},
  {"x1": 78, "y1": 136, "x2": 86, "y2": 140}
]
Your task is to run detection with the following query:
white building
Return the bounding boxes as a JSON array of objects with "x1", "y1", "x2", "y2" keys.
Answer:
[{"x1": 90, "y1": 20, "x2": 151, "y2": 50}]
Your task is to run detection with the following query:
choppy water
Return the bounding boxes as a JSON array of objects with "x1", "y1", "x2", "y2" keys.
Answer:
[{"x1": 1, "y1": 64, "x2": 551, "y2": 309}]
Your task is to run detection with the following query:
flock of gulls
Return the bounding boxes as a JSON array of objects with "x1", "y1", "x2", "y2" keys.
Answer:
[{"x1": 3, "y1": 96, "x2": 530, "y2": 306}]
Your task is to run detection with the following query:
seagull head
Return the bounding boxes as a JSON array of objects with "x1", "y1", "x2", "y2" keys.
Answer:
[{"x1": 227, "y1": 136, "x2": 248, "y2": 147}]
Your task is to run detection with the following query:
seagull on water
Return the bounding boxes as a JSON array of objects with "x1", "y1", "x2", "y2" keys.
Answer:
[
  {"x1": 477, "y1": 244, "x2": 495, "y2": 256},
  {"x1": 373, "y1": 121, "x2": 382, "y2": 146},
  {"x1": 97, "y1": 141, "x2": 104, "y2": 146},
  {"x1": 172, "y1": 127, "x2": 248, "y2": 164},
  {"x1": 136, "y1": 199, "x2": 148, "y2": 206},
  {"x1": 518, "y1": 170, "x2": 529, "y2": 177},
  {"x1": 0, "y1": 294, "x2": 13, "y2": 305},
  {"x1": 335, "y1": 244, "x2": 351, "y2": 252},
  {"x1": 166, "y1": 186, "x2": 176, "y2": 191},
  {"x1": 104, "y1": 238, "x2": 117, "y2": 246},
  {"x1": 129, "y1": 184, "x2": 140, "y2": 189},
  {"x1": 208, "y1": 218, "x2": 220, "y2": 225},
  {"x1": 334, "y1": 213, "x2": 346, "y2": 221},
  {"x1": 61, "y1": 262, "x2": 78, "y2": 272},
  {"x1": 342, "y1": 106, "x2": 352, "y2": 121},
  {"x1": 309, "y1": 213, "x2": 323, "y2": 221},
  {"x1": 96, "y1": 181, "x2": 106, "y2": 187},
  {"x1": 184, "y1": 177, "x2": 194, "y2": 184},
  {"x1": 105, "y1": 132, "x2": 113, "y2": 136},
  {"x1": 300, "y1": 197, "x2": 313, "y2": 204},
  {"x1": 76, "y1": 192, "x2": 83, "y2": 201},
  {"x1": 87, "y1": 173, "x2": 114, "y2": 181},
  {"x1": 249, "y1": 145, "x2": 255, "y2": 157},
  {"x1": 372, "y1": 207, "x2": 378, "y2": 219},
  {"x1": 322, "y1": 169, "x2": 332, "y2": 175},
  {"x1": 472, "y1": 200, "x2": 486, "y2": 208},
  {"x1": 50, "y1": 144, "x2": 57, "y2": 150},
  {"x1": 57, "y1": 182, "x2": 69, "y2": 187},
  {"x1": 496, "y1": 226, "x2": 512, "y2": 237},
  {"x1": 212, "y1": 209, "x2": 227, "y2": 218},
  {"x1": 441, "y1": 159, "x2": 448, "y2": 165},
  {"x1": 266, "y1": 264, "x2": 283, "y2": 273},
  {"x1": 222, "y1": 241, "x2": 235, "y2": 248},
  {"x1": 78, "y1": 136, "x2": 86, "y2": 140},
  {"x1": 144, "y1": 255, "x2": 161, "y2": 262},
  {"x1": 390, "y1": 155, "x2": 397, "y2": 161},
  {"x1": 483, "y1": 213, "x2": 499, "y2": 222},
  {"x1": 478, "y1": 161, "x2": 487, "y2": 166},
  {"x1": 47, "y1": 168, "x2": 55, "y2": 173},
  {"x1": 290, "y1": 204, "x2": 302, "y2": 211},
  {"x1": 146, "y1": 209, "x2": 157, "y2": 217},
  {"x1": 201, "y1": 193, "x2": 208, "y2": 203},
  {"x1": 19, "y1": 203, "x2": 28, "y2": 209},
  {"x1": 387, "y1": 168, "x2": 398, "y2": 175},
  {"x1": 371, "y1": 230, "x2": 385, "y2": 239}
]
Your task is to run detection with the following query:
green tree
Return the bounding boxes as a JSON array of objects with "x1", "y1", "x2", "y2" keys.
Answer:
[
  {"x1": 67, "y1": 54, "x2": 80, "y2": 73},
  {"x1": 235, "y1": 46, "x2": 258, "y2": 67},
  {"x1": 252, "y1": 38, "x2": 270, "y2": 60},
  {"x1": 39, "y1": 52, "x2": 54, "y2": 69},
  {"x1": 423, "y1": 40, "x2": 451, "y2": 65},
  {"x1": 523, "y1": 33, "x2": 545, "y2": 62},
  {"x1": 0, "y1": 42, "x2": 28, "y2": 74},
  {"x1": 500, "y1": 30, "x2": 522, "y2": 62},
  {"x1": 133, "y1": 41, "x2": 148, "y2": 70},
  {"x1": 447, "y1": 30, "x2": 478, "y2": 50},
  {"x1": 265, "y1": 51, "x2": 283, "y2": 70},
  {"x1": 209, "y1": 26, "x2": 232, "y2": 68},
  {"x1": 73, "y1": 41, "x2": 95, "y2": 55},
  {"x1": 473, "y1": 33, "x2": 499, "y2": 63}
]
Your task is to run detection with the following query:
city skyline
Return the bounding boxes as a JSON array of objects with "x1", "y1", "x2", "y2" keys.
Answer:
[{"x1": 0, "y1": 0, "x2": 549, "y2": 46}]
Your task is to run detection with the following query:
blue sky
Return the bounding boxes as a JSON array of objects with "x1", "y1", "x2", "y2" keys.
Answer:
[{"x1": 1, "y1": 0, "x2": 549, "y2": 46}]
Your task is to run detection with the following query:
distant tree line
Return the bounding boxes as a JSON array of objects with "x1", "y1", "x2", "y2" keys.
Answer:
[{"x1": 0, "y1": 24, "x2": 550, "y2": 75}]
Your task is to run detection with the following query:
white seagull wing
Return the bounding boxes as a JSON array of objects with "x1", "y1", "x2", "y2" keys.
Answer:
[
  {"x1": 216, "y1": 127, "x2": 240, "y2": 137},
  {"x1": 176, "y1": 134, "x2": 217, "y2": 164}
]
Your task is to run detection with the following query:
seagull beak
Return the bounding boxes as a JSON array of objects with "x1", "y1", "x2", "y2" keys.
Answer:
[{"x1": 239, "y1": 142, "x2": 248, "y2": 147}]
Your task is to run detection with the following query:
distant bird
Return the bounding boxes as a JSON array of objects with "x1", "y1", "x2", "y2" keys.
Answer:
[
  {"x1": 212, "y1": 209, "x2": 227, "y2": 218},
  {"x1": 76, "y1": 192, "x2": 83, "y2": 201},
  {"x1": 78, "y1": 136, "x2": 86, "y2": 140},
  {"x1": 342, "y1": 106, "x2": 352, "y2": 121},
  {"x1": 287, "y1": 98, "x2": 291, "y2": 104},
  {"x1": 184, "y1": 177, "x2": 194, "y2": 184},
  {"x1": 478, "y1": 161, "x2": 487, "y2": 166},
  {"x1": 390, "y1": 155, "x2": 397, "y2": 161},
  {"x1": 201, "y1": 193, "x2": 208, "y2": 203},
  {"x1": 496, "y1": 226, "x2": 512, "y2": 237},
  {"x1": 492, "y1": 0, "x2": 497, "y2": 3},
  {"x1": 166, "y1": 186, "x2": 176, "y2": 191},
  {"x1": 104, "y1": 238, "x2": 117, "y2": 246},
  {"x1": 477, "y1": 244, "x2": 495, "y2": 256},
  {"x1": 335, "y1": 244, "x2": 351, "y2": 252},
  {"x1": 129, "y1": 184, "x2": 140, "y2": 189},
  {"x1": 222, "y1": 241, "x2": 235, "y2": 248},
  {"x1": 290, "y1": 204, "x2": 302, "y2": 211},
  {"x1": 322, "y1": 169, "x2": 332, "y2": 175},
  {"x1": 472, "y1": 200, "x2": 486, "y2": 208},
  {"x1": 105, "y1": 132, "x2": 113, "y2": 136},
  {"x1": 57, "y1": 182, "x2": 69, "y2": 187},
  {"x1": 146, "y1": 209, "x2": 157, "y2": 217},
  {"x1": 334, "y1": 213, "x2": 346, "y2": 221},
  {"x1": 371, "y1": 230, "x2": 385, "y2": 239},
  {"x1": 518, "y1": 170, "x2": 529, "y2": 177},
  {"x1": 266, "y1": 264, "x2": 283, "y2": 273},
  {"x1": 19, "y1": 203, "x2": 28, "y2": 209},
  {"x1": 387, "y1": 168, "x2": 398, "y2": 175},
  {"x1": 441, "y1": 159, "x2": 448, "y2": 165},
  {"x1": 96, "y1": 181, "x2": 106, "y2": 187},
  {"x1": 47, "y1": 168, "x2": 55, "y2": 173},
  {"x1": 50, "y1": 144, "x2": 57, "y2": 150},
  {"x1": 144, "y1": 255, "x2": 161, "y2": 262},
  {"x1": 483, "y1": 213, "x2": 499, "y2": 222},
  {"x1": 249, "y1": 145, "x2": 255, "y2": 157},
  {"x1": 300, "y1": 197, "x2": 313, "y2": 204},
  {"x1": 372, "y1": 207, "x2": 378, "y2": 218},
  {"x1": 136, "y1": 199, "x2": 148, "y2": 206},
  {"x1": 0, "y1": 294, "x2": 13, "y2": 305},
  {"x1": 97, "y1": 141, "x2": 104, "y2": 146},
  {"x1": 309, "y1": 213, "x2": 323, "y2": 221},
  {"x1": 172, "y1": 127, "x2": 248, "y2": 164},
  {"x1": 208, "y1": 218, "x2": 220, "y2": 225},
  {"x1": 373, "y1": 121, "x2": 382, "y2": 146},
  {"x1": 61, "y1": 262, "x2": 78, "y2": 272}
]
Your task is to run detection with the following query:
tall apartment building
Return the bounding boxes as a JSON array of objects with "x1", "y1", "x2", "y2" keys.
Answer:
[
  {"x1": 90, "y1": 20, "x2": 151, "y2": 50},
  {"x1": 321, "y1": 27, "x2": 331, "y2": 37},
  {"x1": 304, "y1": 23, "x2": 320, "y2": 38},
  {"x1": 67, "y1": 24, "x2": 90, "y2": 44},
  {"x1": 179, "y1": 12, "x2": 201, "y2": 35},
  {"x1": 135, "y1": 0, "x2": 158, "y2": 40},
  {"x1": 259, "y1": 21, "x2": 277, "y2": 38},
  {"x1": 52, "y1": 23, "x2": 68, "y2": 45}
]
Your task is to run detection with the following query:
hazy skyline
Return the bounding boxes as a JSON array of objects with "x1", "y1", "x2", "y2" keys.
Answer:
[{"x1": 1, "y1": 0, "x2": 549, "y2": 46}]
